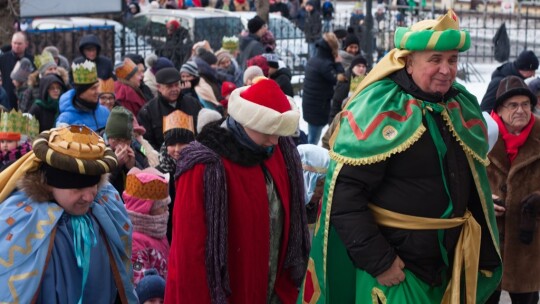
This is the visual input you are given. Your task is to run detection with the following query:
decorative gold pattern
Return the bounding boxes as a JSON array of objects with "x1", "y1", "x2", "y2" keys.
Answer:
[
  {"x1": 322, "y1": 162, "x2": 343, "y2": 281},
  {"x1": 329, "y1": 125, "x2": 426, "y2": 166},
  {"x1": 382, "y1": 125, "x2": 398, "y2": 140},
  {"x1": 371, "y1": 287, "x2": 387, "y2": 304},
  {"x1": 0, "y1": 206, "x2": 61, "y2": 267},
  {"x1": 7, "y1": 270, "x2": 39, "y2": 304}
]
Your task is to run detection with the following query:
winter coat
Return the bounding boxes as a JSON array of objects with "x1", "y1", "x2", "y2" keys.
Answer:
[
  {"x1": 487, "y1": 118, "x2": 540, "y2": 293},
  {"x1": 270, "y1": 66, "x2": 294, "y2": 97},
  {"x1": 29, "y1": 74, "x2": 67, "y2": 132},
  {"x1": 56, "y1": 89, "x2": 110, "y2": 132},
  {"x1": 0, "y1": 51, "x2": 34, "y2": 110},
  {"x1": 114, "y1": 79, "x2": 148, "y2": 117},
  {"x1": 137, "y1": 93, "x2": 202, "y2": 150},
  {"x1": 72, "y1": 35, "x2": 114, "y2": 80},
  {"x1": 304, "y1": 11, "x2": 322, "y2": 43},
  {"x1": 237, "y1": 34, "x2": 265, "y2": 70},
  {"x1": 158, "y1": 27, "x2": 192, "y2": 69},
  {"x1": 19, "y1": 67, "x2": 69, "y2": 113},
  {"x1": 302, "y1": 38, "x2": 344, "y2": 126},
  {"x1": 480, "y1": 62, "x2": 524, "y2": 113}
]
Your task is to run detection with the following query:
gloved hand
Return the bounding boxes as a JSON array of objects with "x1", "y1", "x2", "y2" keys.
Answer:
[{"x1": 519, "y1": 192, "x2": 540, "y2": 245}]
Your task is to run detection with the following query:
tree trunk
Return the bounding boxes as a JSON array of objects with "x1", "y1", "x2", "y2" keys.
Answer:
[
  {"x1": 255, "y1": 0, "x2": 269, "y2": 23},
  {"x1": 0, "y1": 0, "x2": 19, "y2": 49}
]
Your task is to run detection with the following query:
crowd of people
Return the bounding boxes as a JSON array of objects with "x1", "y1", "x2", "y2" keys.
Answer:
[{"x1": 0, "y1": 4, "x2": 540, "y2": 304}]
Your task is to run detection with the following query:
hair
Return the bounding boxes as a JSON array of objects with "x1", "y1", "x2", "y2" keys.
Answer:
[
  {"x1": 17, "y1": 169, "x2": 109, "y2": 202},
  {"x1": 13, "y1": 31, "x2": 28, "y2": 43}
]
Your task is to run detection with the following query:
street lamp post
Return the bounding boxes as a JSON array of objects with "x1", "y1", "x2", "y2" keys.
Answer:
[{"x1": 363, "y1": 0, "x2": 374, "y2": 67}]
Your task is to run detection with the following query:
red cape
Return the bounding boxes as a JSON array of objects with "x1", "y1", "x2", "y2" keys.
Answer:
[{"x1": 165, "y1": 145, "x2": 299, "y2": 303}]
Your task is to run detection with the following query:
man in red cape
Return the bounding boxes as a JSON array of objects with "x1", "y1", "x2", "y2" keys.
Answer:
[{"x1": 165, "y1": 78, "x2": 310, "y2": 303}]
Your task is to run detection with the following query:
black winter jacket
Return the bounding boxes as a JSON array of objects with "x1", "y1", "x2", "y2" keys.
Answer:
[
  {"x1": 72, "y1": 34, "x2": 114, "y2": 80},
  {"x1": 303, "y1": 11, "x2": 322, "y2": 43},
  {"x1": 0, "y1": 51, "x2": 34, "y2": 110},
  {"x1": 480, "y1": 61, "x2": 524, "y2": 112},
  {"x1": 270, "y1": 67, "x2": 294, "y2": 97},
  {"x1": 302, "y1": 38, "x2": 344, "y2": 126}
]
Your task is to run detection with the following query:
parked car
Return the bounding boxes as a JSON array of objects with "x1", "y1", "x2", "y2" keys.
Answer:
[
  {"x1": 125, "y1": 9, "x2": 244, "y2": 53},
  {"x1": 30, "y1": 17, "x2": 154, "y2": 62},
  {"x1": 195, "y1": 9, "x2": 308, "y2": 74}
]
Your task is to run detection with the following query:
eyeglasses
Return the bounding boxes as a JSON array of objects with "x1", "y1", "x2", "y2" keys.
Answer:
[
  {"x1": 501, "y1": 101, "x2": 531, "y2": 111},
  {"x1": 99, "y1": 96, "x2": 115, "y2": 102},
  {"x1": 48, "y1": 86, "x2": 62, "y2": 92}
]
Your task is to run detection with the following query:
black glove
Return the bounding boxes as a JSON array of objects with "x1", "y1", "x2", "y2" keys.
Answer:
[{"x1": 519, "y1": 192, "x2": 540, "y2": 245}]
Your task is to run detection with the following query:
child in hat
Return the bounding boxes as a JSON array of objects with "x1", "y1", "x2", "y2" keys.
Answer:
[
  {"x1": 156, "y1": 110, "x2": 196, "y2": 241},
  {"x1": 0, "y1": 110, "x2": 36, "y2": 172},
  {"x1": 10, "y1": 58, "x2": 34, "y2": 108},
  {"x1": 136, "y1": 269, "x2": 166, "y2": 304},
  {"x1": 123, "y1": 167, "x2": 170, "y2": 285}
]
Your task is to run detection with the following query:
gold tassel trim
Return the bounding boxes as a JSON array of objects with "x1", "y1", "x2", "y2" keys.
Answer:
[
  {"x1": 441, "y1": 111, "x2": 490, "y2": 167},
  {"x1": 329, "y1": 124, "x2": 426, "y2": 166}
]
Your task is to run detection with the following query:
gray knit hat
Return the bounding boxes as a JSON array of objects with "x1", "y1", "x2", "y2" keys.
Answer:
[
  {"x1": 10, "y1": 58, "x2": 34, "y2": 83},
  {"x1": 180, "y1": 61, "x2": 199, "y2": 77}
]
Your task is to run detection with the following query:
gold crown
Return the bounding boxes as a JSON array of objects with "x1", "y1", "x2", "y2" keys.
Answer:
[
  {"x1": 48, "y1": 125, "x2": 106, "y2": 160},
  {"x1": 25, "y1": 114, "x2": 39, "y2": 140},
  {"x1": 71, "y1": 60, "x2": 98, "y2": 84},
  {"x1": 0, "y1": 110, "x2": 26, "y2": 141},
  {"x1": 163, "y1": 110, "x2": 194, "y2": 133},
  {"x1": 99, "y1": 78, "x2": 115, "y2": 95},
  {"x1": 34, "y1": 51, "x2": 55, "y2": 71},
  {"x1": 125, "y1": 171, "x2": 169, "y2": 200},
  {"x1": 222, "y1": 36, "x2": 239, "y2": 51},
  {"x1": 115, "y1": 58, "x2": 138, "y2": 80}
]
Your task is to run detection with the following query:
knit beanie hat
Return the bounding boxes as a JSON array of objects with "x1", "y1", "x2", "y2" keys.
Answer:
[
  {"x1": 495, "y1": 75, "x2": 537, "y2": 110},
  {"x1": 350, "y1": 55, "x2": 367, "y2": 69},
  {"x1": 343, "y1": 32, "x2": 360, "y2": 50},
  {"x1": 135, "y1": 269, "x2": 166, "y2": 303},
  {"x1": 10, "y1": 58, "x2": 34, "y2": 83},
  {"x1": 105, "y1": 106, "x2": 133, "y2": 139},
  {"x1": 180, "y1": 61, "x2": 199, "y2": 77},
  {"x1": 247, "y1": 55, "x2": 269, "y2": 77},
  {"x1": 115, "y1": 58, "x2": 139, "y2": 81},
  {"x1": 515, "y1": 50, "x2": 539, "y2": 71},
  {"x1": 162, "y1": 110, "x2": 195, "y2": 146},
  {"x1": 43, "y1": 46, "x2": 60, "y2": 58},
  {"x1": 221, "y1": 81, "x2": 237, "y2": 98},
  {"x1": 262, "y1": 53, "x2": 279, "y2": 69},
  {"x1": 228, "y1": 78, "x2": 300, "y2": 136},
  {"x1": 123, "y1": 167, "x2": 170, "y2": 215},
  {"x1": 197, "y1": 108, "x2": 222, "y2": 133},
  {"x1": 146, "y1": 54, "x2": 171, "y2": 74},
  {"x1": 243, "y1": 65, "x2": 264, "y2": 84},
  {"x1": 248, "y1": 15, "x2": 266, "y2": 34}
]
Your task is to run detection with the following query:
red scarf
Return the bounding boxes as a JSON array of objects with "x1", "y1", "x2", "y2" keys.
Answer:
[{"x1": 491, "y1": 111, "x2": 535, "y2": 163}]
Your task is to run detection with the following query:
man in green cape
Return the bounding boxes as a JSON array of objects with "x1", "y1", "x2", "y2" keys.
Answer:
[{"x1": 299, "y1": 10, "x2": 502, "y2": 304}]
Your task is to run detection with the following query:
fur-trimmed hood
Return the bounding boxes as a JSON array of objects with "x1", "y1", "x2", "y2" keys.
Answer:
[{"x1": 27, "y1": 67, "x2": 69, "y2": 88}]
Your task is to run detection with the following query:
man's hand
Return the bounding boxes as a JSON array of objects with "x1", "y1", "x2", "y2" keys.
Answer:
[
  {"x1": 376, "y1": 256, "x2": 405, "y2": 286},
  {"x1": 492, "y1": 194, "x2": 506, "y2": 217}
]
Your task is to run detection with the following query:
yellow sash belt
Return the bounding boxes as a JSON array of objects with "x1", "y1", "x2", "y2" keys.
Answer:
[{"x1": 368, "y1": 204, "x2": 481, "y2": 304}]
